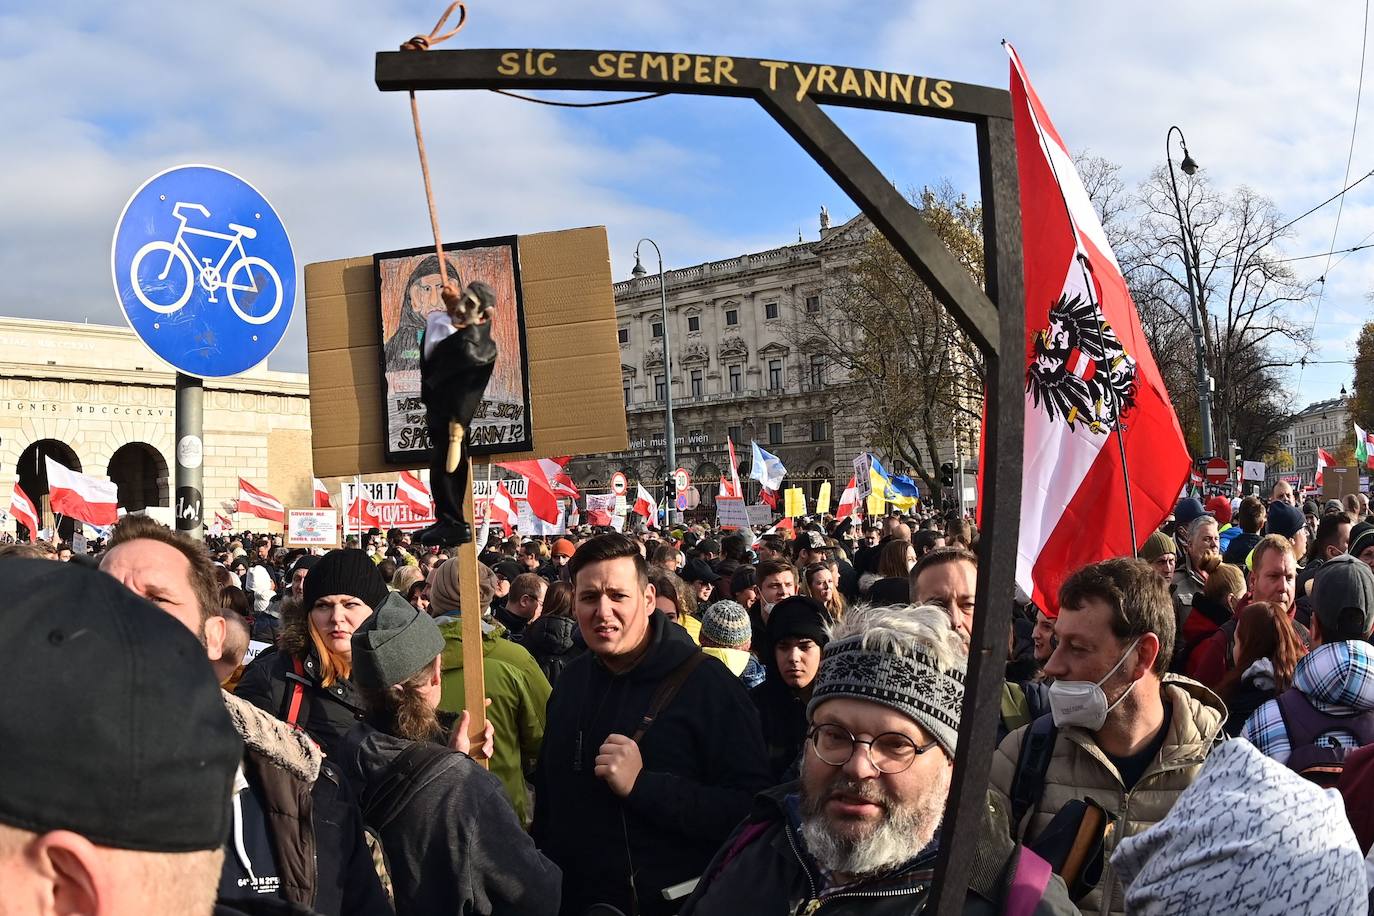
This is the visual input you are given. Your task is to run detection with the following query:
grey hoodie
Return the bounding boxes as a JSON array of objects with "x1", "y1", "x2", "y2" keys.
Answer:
[{"x1": 1111, "y1": 739, "x2": 1365, "y2": 915}]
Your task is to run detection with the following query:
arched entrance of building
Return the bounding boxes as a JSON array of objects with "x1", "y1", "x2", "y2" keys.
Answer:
[
  {"x1": 15, "y1": 440, "x2": 82, "y2": 541},
  {"x1": 108, "y1": 443, "x2": 170, "y2": 514}
]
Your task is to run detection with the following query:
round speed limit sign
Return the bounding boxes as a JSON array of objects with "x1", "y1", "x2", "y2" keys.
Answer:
[{"x1": 674, "y1": 468, "x2": 691, "y2": 493}]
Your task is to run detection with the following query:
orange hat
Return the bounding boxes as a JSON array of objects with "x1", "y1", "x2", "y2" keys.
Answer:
[{"x1": 552, "y1": 537, "x2": 576, "y2": 558}]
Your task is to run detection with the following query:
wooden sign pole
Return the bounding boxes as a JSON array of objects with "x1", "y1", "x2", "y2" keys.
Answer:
[{"x1": 457, "y1": 456, "x2": 488, "y2": 767}]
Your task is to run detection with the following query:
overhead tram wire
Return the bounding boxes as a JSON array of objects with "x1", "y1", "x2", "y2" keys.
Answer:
[{"x1": 1300, "y1": 0, "x2": 1371, "y2": 393}]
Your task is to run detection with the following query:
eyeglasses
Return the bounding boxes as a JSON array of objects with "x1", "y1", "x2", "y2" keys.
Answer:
[{"x1": 807, "y1": 723, "x2": 938, "y2": 774}]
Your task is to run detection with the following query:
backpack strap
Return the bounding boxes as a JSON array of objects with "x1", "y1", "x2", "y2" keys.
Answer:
[
  {"x1": 1278, "y1": 687, "x2": 1374, "y2": 748},
  {"x1": 360, "y1": 741, "x2": 453, "y2": 832},
  {"x1": 1003, "y1": 846, "x2": 1054, "y2": 916},
  {"x1": 631, "y1": 651, "x2": 707, "y2": 744},
  {"x1": 1009, "y1": 714, "x2": 1058, "y2": 840},
  {"x1": 283, "y1": 655, "x2": 308, "y2": 728}
]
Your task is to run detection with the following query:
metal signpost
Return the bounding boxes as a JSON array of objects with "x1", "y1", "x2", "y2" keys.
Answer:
[
  {"x1": 113, "y1": 164, "x2": 295, "y2": 539},
  {"x1": 376, "y1": 47, "x2": 1024, "y2": 912}
]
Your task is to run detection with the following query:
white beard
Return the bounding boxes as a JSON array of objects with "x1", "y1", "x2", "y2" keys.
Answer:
[{"x1": 799, "y1": 767, "x2": 950, "y2": 879}]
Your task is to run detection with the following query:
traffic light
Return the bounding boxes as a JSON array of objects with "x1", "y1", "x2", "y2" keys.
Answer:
[{"x1": 940, "y1": 462, "x2": 955, "y2": 488}]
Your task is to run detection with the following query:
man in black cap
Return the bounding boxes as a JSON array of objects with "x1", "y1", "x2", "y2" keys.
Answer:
[
  {"x1": 0, "y1": 558, "x2": 241, "y2": 915},
  {"x1": 102, "y1": 519, "x2": 390, "y2": 915},
  {"x1": 680, "y1": 556, "x2": 722, "y2": 606}
]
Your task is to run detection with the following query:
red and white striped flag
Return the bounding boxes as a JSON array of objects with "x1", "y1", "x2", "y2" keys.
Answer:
[
  {"x1": 1000, "y1": 45, "x2": 1191, "y2": 614},
  {"x1": 633, "y1": 483, "x2": 658, "y2": 528},
  {"x1": 490, "y1": 481, "x2": 519, "y2": 536},
  {"x1": 836, "y1": 476, "x2": 859, "y2": 520},
  {"x1": 396, "y1": 470, "x2": 432, "y2": 515},
  {"x1": 9, "y1": 482, "x2": 38, "y2": 541},
  {"x1": 765, "y1": 517, "x2": 795, "y2": 535},
  {"x1": 46, "y1": 458, "x2": 119, "y2": 526},
  {"x1": 1316, "y1": 447, "x2": 1335, "y2": 487},
  {"x1": 312, "y1": 477, "x2": 332, "y2": 509},
  {"x1": 237, "y1": 478, "x2": 284, "y2": 523},
  {"x1": 213, "y1": 512, "x2": 233, "y2": 535},
  {"x1": 727, "y1": 437, "x2": 743, "y2": 499},
  {"x1": 496, "y1": 459, "x2": 565, "y2": 524}
]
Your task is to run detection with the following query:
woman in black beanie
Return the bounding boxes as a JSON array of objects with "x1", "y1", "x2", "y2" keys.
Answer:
[
  {"x1": 748, "y1": 595, "x2": 832, "y2": 782},
  {"x1": 235, "y1": 548, "x2": 391, "y2": 757}
]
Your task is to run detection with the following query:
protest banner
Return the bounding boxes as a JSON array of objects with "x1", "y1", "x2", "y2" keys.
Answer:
[
  {"x1": 783, "y1": 487, "x2": 806, "y2": 518},
  {"x1": 745, "y1": 503, "x2": 774, "y2": 526}
]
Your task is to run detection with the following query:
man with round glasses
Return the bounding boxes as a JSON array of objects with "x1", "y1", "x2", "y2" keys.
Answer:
[{"x1": 682, "y1": 604, "x2": 1075, "y2": 914}]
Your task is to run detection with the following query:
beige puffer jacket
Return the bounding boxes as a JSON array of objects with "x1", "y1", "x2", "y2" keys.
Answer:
[{"x1": 988, "y1": 675, "x2": 1226, "y2": 916}]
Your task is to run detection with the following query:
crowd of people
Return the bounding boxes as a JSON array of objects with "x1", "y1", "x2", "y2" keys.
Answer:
[{"x1": 3, "y1": 483, "x2": 1374, "y2": 915}]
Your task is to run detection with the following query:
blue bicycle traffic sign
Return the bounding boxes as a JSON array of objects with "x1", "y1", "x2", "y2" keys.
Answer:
[{"x1": 111, "y1": 164, "x2": 295, "y2": 378}]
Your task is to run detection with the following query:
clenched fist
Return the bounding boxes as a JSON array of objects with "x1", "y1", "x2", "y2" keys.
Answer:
[{"x1": 594, "y1": 733, "x2": 643, "y2": 797}]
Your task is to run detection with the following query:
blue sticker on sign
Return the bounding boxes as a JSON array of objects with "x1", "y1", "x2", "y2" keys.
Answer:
[{"x1": 111, "y1": 164, "x2": 294, "y2": 378}]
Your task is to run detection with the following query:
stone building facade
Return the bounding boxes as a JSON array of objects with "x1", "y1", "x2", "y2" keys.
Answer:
[
  {"x1": 1274, "y1": 396, "x2": 1353, "y2": 489},
  {"x1": 0, "y1": 317, "x2": 312, "y2": 538},
  {"x1": 566, "y1": 213, "x2": 979, "y2": 510}
]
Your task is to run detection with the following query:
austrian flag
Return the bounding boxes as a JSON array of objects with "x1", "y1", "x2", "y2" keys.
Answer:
[
  {"x1": 1000, "y1": 44, "x2": 1191, "y2": 614},
  {"x1": 237, "y1": 478, "x2": 284, "y2": 523},
  {"x1": 396, "y1": 470, "x2": 432, "y2": 515}
]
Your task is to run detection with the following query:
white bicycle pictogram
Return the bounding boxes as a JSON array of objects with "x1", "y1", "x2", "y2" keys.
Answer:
[{"x1": 129, "y1": 202, "x2": 283, "y2": 325}]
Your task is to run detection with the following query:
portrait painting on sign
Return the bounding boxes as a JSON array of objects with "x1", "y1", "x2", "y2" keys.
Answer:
[{"x1": 374, "y1": 237, "x2": 531, "y2": 463}]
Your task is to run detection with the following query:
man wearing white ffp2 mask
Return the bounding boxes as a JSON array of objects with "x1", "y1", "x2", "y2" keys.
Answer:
[{"x1": 987, "y1": 557, "x2": 1226, "y2": 916}]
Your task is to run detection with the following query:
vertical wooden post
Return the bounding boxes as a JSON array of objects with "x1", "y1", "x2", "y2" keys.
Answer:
[{"x1": 457, "y1": 458, "x2": 488, "y2": 767}]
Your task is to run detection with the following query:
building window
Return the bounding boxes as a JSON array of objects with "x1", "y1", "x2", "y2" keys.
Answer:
[
  {"x1": 765, "y1": 302, "x2": 780, "y2": 320},
  {"x1": 728, "y1": 364, "x2": 742, "y2": 392},
  {"x1": 809, "y1": 355, "x2": 826, "y2": 387},
  {"x1": 769, "y1": 359, "x2": 783, "y2": 390},
  {"x1": 690, "y1": 369, "x2": 703, "y2": 398},
  {"x1": 623, "y1": 380, "x2": 631, "y2": 404},
  {"x1": 651, "y1": 321, "x2": 663, "y2": 339},
  {"x1": 655, "y1": 375, "x2": 666, "y2": 401},
  {"x1": 811, "y1": 419, "x2": 828, "y2": 441},
  {"x1": 725, "y1": 308, "x2": 739, "y2": 326},
  {"x1": 687, "y1": 315, "x2": 701, "y2": 332},
  {"x1": 805, "y1": 294, "x2": 821, "y2": 314},
  {"x1": 768, "y1": 422, "x2": 783, "y2": 445},
  {"x1": 728, "y1": 425, "x2": 742, "y2": 445},
  {"x1": 618, "y1": 327, "x2": 629, "y2": 344}
]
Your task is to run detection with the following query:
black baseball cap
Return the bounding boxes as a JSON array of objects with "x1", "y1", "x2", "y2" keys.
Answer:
[
  {"x1": 681, "y1": 557, "x2": 722, "y2": 584},
  {"x1": 1313, "y1": 555, "x2": 1374, "y2": 641},
  {"x1": 493, "y1": 559, "x2": 522, "y2": 581},
  {"x1": 0, "y1": 560, "x2": 242, "y2": 851}
]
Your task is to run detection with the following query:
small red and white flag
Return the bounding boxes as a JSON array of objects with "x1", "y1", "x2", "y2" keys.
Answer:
[
  {"x1": 719, "y1": 476, "x2": 737, "y2": 498},
  {"x1": 312, "y1": 477, "x2": 332, "y2": 509},
  {"x1": 9, "y1": 482, "x2": 38, "y2": 541},
  {"x1": 759, "y1": 487, "x2": 779, "y2": 510},
  {"x1": 1316, "y1": 447, "x2": 1335, "y2": 487},
  {"x1": 836, "y1": 476, "x2": 859, "y2": 520},
  {"x1": 765, "y1": 517, "x2": 795, "y2": 535},
  {"x1": 727, "y1": 437, "x2": 743, "y2": 499},
  {"x1": 213, "y1": 512, "x2": 233, "y2": 535},
  {"x1": 633, "y1": 483, "x2": 658, "y2": 528},
  {"x1": 496, "y1": 459, "x2": 564, "y2": 524},
  {"x1": 993, "y1": 45, "x2": 1191, "y2": 614},
  {"x1": 237, "y1": 478, "x2": 284, "y2": 523},
  {"x1": 46, "y1": 458, "x2": 119, "y2": 526},
  {"x1": 347, "y1": 488, "x2": 382, "y2": 530},
  {"x1": 396, "y1": 470, "x2": 432, "y2": 516},
  {"x1": 490, "y1": 481, "x2": 520, "y2": 536}
]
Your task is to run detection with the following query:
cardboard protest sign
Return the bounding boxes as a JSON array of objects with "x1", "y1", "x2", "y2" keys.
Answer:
[
  {"x1": 285, "y1": 508, "x2": 340, "y2": 548},
  {"x1": 716, "y1": 496, "x2": 748, "y2": 529},
  {"x1": 816, "y1": 481, "x2": 832, "y2": 515},
  {"x1": 783, "y1": 487, "x2": 806, "y2": 518},
  {"x1": 305, "y1": 226, "x2": 628, "y2": 478}
]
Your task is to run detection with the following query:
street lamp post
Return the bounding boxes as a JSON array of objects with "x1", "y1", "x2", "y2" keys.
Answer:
[
  {"x1": 1166, "y1": 125, "x2": 1216, "y2": 458},
  {"x1": 632, "y1": 239, "x2": 677, "y2": 526}
]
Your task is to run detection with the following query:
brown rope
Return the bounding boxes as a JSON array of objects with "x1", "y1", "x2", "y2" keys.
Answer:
[{"x1": 400, "y1": 2, "x2": 469, "y2": 304}]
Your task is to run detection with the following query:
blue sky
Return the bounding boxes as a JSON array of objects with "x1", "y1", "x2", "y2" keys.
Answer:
[{"x1": 1, "y1": 1, "x2": 1369, "y2": 408}]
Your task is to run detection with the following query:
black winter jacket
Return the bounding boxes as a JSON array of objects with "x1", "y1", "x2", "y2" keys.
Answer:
[
  {"x1": 339, "y1": 726, "x2": 560, "y2": 916},
  {"x1": 750, "y1": 675, "x2": 809, "y2": 784},
  {"x1": 531, "y1": 611, "x2": 771, "y2": 916},
  {"x1": 218, "y1": 692, "x2": 390, "y2": 916},
  {"x1": 522, "y1": 614, "x2": 583, "y2": 687},
  {"x1": 235, "y1": 645, "x2": 367, "y2": 761},
  {"x1": 682, "y1": 785, "x2": 1077, "y2": 916}
]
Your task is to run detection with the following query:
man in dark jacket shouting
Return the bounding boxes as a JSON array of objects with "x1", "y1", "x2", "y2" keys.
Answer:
[
  {"x1": 532, "y1": 533, "x2": 771, "y2": 916},
  {"x1": 683, "y1": 604, "x2": 1076, "y2": 916}
]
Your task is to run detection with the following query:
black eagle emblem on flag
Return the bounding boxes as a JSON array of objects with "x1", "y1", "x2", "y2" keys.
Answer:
[{"x1": 1026, "y1": 293, "x2": 1138, "y2": 435}]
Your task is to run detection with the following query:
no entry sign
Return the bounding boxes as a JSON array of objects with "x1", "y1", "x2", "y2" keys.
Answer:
[{"x1": 1205, "y1": 458, "x2": 1230, "y2": 483}]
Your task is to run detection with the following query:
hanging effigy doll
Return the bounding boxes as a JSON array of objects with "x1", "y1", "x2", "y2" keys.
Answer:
[{"x1": 415, "y1": 279, "x2": 497, "y2": 547}]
